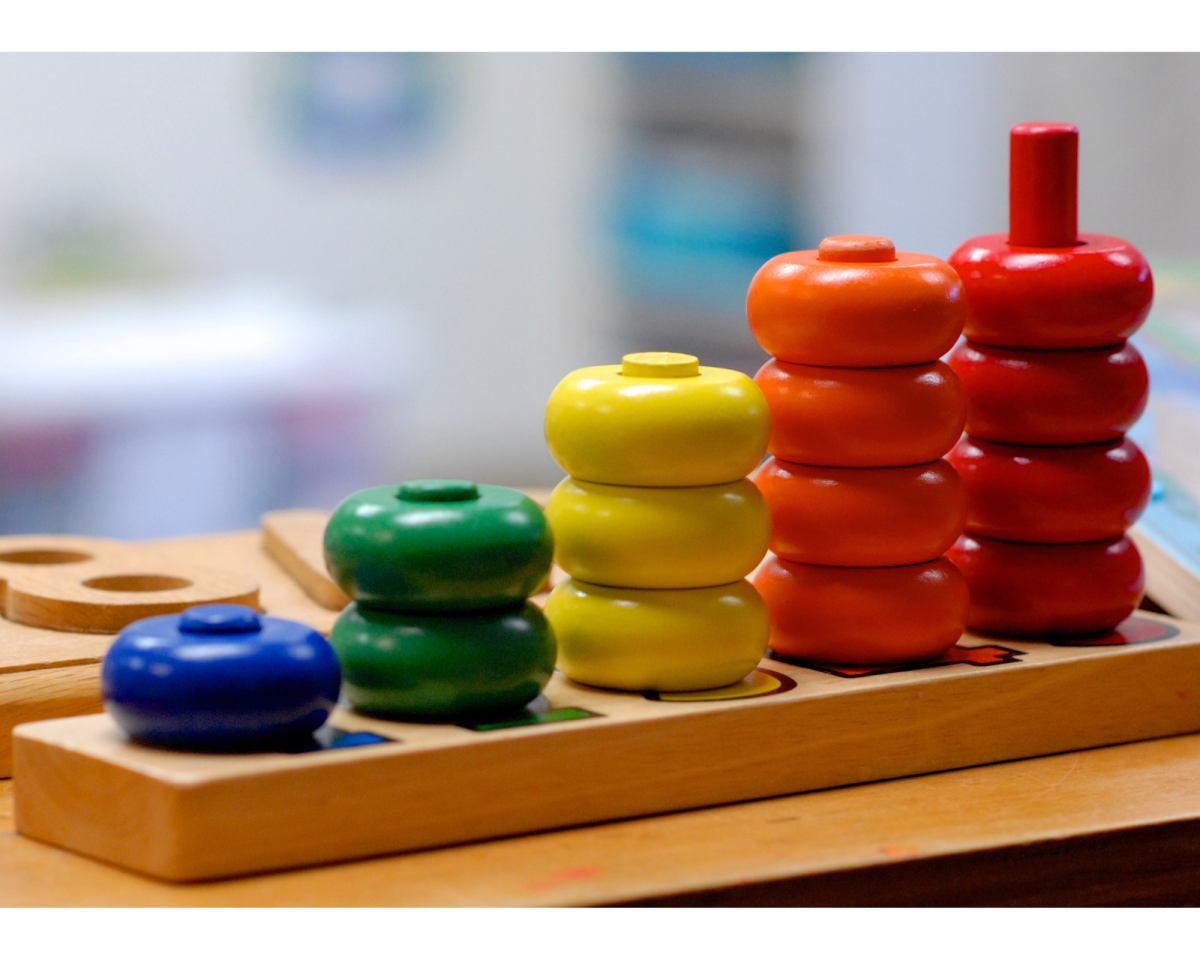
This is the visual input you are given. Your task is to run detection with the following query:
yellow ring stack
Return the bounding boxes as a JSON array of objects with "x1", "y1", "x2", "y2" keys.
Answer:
[{"x1": 543, "y1": 352, "x2": 773, "y2": 691}]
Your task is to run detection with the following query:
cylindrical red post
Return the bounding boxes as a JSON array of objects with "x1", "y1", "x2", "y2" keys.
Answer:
[{"x1": 1009, "y1": 122, "x2": 1078, "y2": 248}]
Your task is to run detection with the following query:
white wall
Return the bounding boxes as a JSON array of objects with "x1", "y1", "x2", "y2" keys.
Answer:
[
  {"x1": 802, "y1": 53, "x2": 1008, "y2": 260},
  {"x1": 0, "y1": 53, "x2": 620, "y2": 491},
  {"x1": 803, "y1": 53, "x2": 1200, "y2": 261}
]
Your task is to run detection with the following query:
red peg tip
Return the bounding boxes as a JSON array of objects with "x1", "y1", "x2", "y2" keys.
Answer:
[
  {"x1": 817, "y1": 235, "x2": 896, "y2": 263},
  {"x1": 1009, "y1": 122, "x2": 1079, "y2": 248}
]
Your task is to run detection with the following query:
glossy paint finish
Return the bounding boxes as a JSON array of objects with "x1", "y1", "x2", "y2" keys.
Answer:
[
  {"x1": 947, "y1": 533, "x2": 1145, "y2": 637},
  {"x1": 755, "y1": 358, "x2": 966, "y2": 467},
  {"x1": 949, "y1": 233, "x2": 1152, "y2": 349},
  {"x1": 102, "y1": 604, "x2": 341, "y2": 750},
  {"x1": 947, "y1": 340, "x2": 1148, "y2": 446},
  {"x1": 544, "y1": 357, "x2": 769, "y2": 487},
  {"x1": 746, "y1": 240, "x2": 966, "y2": 367},
  {"x1": 1009, "y1": 122, "x2": 1078, "y2": 247},
  {"x1": 752, "y1": 556, "x2": 968, "y2": 665},
  {"x1": 544, "y1": 577, "x2": 769, "y2": 692},
  {"x1": 947, "y1": 436, "x2": 1151, "y2": 544},
  {"x1": 324, "y1": 481, "x2": 553, "y2": 613},
  {"x1": 545, "y1": 476, "x2": 770, "y2": 589},
  {"x1": 755, "y1": 457, "x2": 966, "y2": 567},
  {"x1": 329, "y1": 601, "x2": 556, "y2": 718}
]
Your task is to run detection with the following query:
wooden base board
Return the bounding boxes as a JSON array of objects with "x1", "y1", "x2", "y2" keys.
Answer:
[
  {"x1": 13, "y1": 611, "x2": 1200, "y2": 882},
  {"x1": 9, "y1": 732, "x2": 1200, "y2": 906}
]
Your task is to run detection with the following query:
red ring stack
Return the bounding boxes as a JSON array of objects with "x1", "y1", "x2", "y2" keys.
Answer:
[{"x1": 945, "y1": 123, "x2": 1154, "y2": 637}]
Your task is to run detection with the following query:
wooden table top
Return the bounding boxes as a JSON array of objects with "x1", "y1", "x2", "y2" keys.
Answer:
[
  {"x1": 4, "y1": 728, "x2": 1200, "y2": 906},
  {"x1": 3, "y1": 523, "x2": 1200, "y2": 905}
]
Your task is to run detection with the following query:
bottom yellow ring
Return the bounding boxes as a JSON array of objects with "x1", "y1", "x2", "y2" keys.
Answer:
[{"x1": 543, "y1": 577, "x2": 770, "y2": 692}]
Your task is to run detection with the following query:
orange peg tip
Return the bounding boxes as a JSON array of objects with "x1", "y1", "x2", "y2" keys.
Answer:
[{"x1": 817, "y1": 235, "x2": 897, "y2": 263}]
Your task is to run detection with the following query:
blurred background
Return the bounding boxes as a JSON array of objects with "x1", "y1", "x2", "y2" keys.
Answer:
[{"x1": 1, "y1": 52, "x2": 1200, "y2": 538}]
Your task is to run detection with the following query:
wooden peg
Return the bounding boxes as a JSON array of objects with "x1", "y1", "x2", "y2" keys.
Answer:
[{"x1": 261, "y1": 510, "x2": 350, "y2": 612}]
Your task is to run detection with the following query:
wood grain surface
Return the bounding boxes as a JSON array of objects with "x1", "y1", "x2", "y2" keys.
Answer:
[
  {"x1": 261, "y1": 510, "x2": 349, "y2": 612},
  {"x1": 0, "y1": 534, "x2": 259, "y2": 634},
  {"x1": 15, "y1": 609, "x2": 1200, "y2": 881},
  {"x1": 5, "y1": 731, "x2": 1200, "y2": 905},
  {"x1": 3, "y1": 507, "x2": 1200, "y2": 902}
]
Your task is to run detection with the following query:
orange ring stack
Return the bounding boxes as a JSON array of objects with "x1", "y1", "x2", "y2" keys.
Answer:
[{"x1": 746, "y1": 234, "x2": 971, "y2": 665}]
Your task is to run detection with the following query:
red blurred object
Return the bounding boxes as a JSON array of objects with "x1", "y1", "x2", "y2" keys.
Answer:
[
  {"x1": 947, "y1": 533, "x2": 1144, "y2": 637},
  {"x1": 947, "y1": 436, "x2": 1151, "y2": 543},
  {"x1": 946, "y1": 340, "x2": 1148, "y2": 445},
  {"x1": 948, "y1": 233, "x2": 1152, "y2": 348},
  {"x1": 755, "y1": 358, "x2": 966, "y2": 467},
  {"x1": 752, "y1": 555, "x2": 968, "y2": 665},
  {"x1": 755, "y1": 456, "x2": 966, "y2": 567},
  {"x1": 1009, "y1": 122, "x2": 1078, "y2": 247}
]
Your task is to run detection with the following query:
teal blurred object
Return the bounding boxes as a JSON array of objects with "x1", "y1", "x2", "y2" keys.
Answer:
[
  {"x1": 614, "y1": 156, "x2": 795, "y2": 316},
  {"x1": 611, "y1": 53, "x2": 807, "y2": 326}
]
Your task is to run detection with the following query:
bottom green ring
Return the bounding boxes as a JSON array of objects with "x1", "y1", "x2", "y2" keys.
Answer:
[{"x1": 329, "y1": 601, "x2": 557, "y2": 719}]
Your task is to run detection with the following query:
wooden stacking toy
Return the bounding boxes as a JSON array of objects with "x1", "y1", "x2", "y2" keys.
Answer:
[
  {"x1": 102, "y1": 603, "x2": 341, "y2": 750},
  {"x1": 946, "y1": 123, "x2": 1153, "y2": 636},
  {"x1": 747, "y1": 235, "x2": 970, "y2": 664},
  {"x1": 543, "y1": 352, "x2": 772, "y2": 691},
  {"x1": 324, "y1": 480, "x2": 556, "y2": 718}
]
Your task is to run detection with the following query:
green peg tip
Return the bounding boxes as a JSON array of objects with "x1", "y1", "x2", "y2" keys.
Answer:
[{"x1": 397, "y1": 479, "x2": 480, "y2": 503}]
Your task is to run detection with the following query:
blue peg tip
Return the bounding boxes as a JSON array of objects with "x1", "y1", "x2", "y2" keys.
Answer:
[{"x1": 179, "y1": 604, "x2": 262, "y2": 635}]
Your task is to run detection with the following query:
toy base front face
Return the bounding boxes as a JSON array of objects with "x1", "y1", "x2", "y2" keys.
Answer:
[
  {"x1": 17, "y1": 610, "x2": 1200, "y2": 882},
  {"x1": 544, "y1": 577, "x2": 769, "y2": 692}
]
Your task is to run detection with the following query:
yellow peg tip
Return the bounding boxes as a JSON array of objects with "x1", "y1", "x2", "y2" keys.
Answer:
[{"x1": 621, "y1": 352, "x2": 700, "y2": 379}]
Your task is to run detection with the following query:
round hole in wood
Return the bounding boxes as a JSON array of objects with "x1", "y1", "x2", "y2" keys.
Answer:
[
  {"x1": 83, "y1": 574, "x2": 193, "y2": 593},
  {"x1": 0, "y1": 549, "x2": 94, "y2": 564}
]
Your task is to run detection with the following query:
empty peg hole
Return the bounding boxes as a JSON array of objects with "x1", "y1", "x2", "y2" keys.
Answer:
[
  {"x1": 0, "y1": 549, "x2": 93, "y2": 565},
  {"x1": 83, "y1": 575, "x2": 193, "y2": 593}
]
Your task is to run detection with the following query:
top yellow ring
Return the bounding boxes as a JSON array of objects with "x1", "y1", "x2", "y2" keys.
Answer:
[{"x1": 545, "y1": 357, "x2": 770, "y2": 487}]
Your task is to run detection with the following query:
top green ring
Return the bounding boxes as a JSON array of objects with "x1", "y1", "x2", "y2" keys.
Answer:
[{"x1": 324, "y1": 482, "x2": 553, "y2": 613}]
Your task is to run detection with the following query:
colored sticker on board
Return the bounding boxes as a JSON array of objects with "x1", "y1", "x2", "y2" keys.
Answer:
[
  {"x1": 281, "y1": 726, "x2": 396, "y2": 753},
  {"x1": 459, "y1": 694, "x2": 602, "y2": 732},
  {"x1": 772, "y1": 643, "x2": 1025, "y2": 679},
  {"x1": 641, "y1": 668, "x2": 797, "y2": 702}
]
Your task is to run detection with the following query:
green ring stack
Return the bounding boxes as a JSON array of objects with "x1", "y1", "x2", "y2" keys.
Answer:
[{"x1": 324, "y1": 480, "x2": 556, "y2": 719}]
